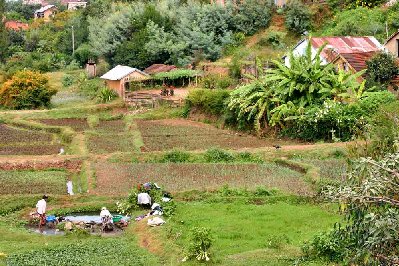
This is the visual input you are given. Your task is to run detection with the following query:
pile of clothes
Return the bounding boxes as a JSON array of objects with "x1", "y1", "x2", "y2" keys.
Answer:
[{"x1": 135, "y1": 182, "x2": 172, "y2": 227}]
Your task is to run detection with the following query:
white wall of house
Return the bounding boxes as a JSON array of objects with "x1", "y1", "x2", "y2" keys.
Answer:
[{"x1": 284, "y1": 39, "x2": 328, "y2": 67}]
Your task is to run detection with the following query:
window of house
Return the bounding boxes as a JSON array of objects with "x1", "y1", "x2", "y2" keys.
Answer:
[{"x1": 343, "y1": 62, "x2": 349, "y2": 72}]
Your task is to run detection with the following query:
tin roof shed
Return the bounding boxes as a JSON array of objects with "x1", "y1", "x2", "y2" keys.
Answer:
[{"x1": 101, "y1": 65, "x2": 149, "y2": 81}]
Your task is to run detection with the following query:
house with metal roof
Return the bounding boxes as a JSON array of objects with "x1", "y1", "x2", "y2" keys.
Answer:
[
  {"x1": 285, "y1": 36, "x2": 383, "y2": 67},
  {"x1": 100, "y1": 65, "x2": 149, "y2": 98},
  {"x1": 34, "y1": 5, "x2": 57, "y2": 21}
]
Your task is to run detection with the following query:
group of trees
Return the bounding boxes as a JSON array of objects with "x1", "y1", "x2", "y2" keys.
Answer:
[{"x1": 0, "y1": 0, "x2": 276, "y2": 75}]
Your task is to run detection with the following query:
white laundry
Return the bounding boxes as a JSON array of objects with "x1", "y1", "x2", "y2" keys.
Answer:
[
  {"x1": 147, "y1": 217, "x2": 165, "y2": 227},
  {"x1": 137, "y1": 193, "x2": 151, "y2": 205}
]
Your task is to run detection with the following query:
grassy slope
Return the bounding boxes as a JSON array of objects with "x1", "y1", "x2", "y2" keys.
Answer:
[{"x1": 157, "y1": 200, "x2": 339, "y2": 265}]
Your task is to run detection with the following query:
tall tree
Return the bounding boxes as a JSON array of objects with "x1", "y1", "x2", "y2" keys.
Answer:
[{"x1": 0, "y1": 0, "x2": 9, "y2": 62}]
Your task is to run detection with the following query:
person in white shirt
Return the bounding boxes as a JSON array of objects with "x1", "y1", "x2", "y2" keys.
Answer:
[
  {"x1": 36, "y1": 195, "x2": 48, "y2": 231},
  {"x1": 100, "y1": 207, "x2": 112, "y2": 218},
  {"x1": 100, "y1": 207, "x2": 113, "y2": 231}
]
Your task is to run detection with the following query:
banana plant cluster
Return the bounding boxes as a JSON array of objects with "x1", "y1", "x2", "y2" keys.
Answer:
[{"x1": 228, "y1": 40, "x2": 364, "y2": 133}]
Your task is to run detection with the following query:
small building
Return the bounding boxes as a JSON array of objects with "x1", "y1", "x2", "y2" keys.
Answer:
[
  {"x1": 332, "y1": 51, "x2": 377, "y2": 82},
  {"x1": 5, "y1": 20, "x2": 29, "y2": 31},
  {"x1": 285, "y1": 36, "x2": 383, "y2": 67},
  {"x1": 384, "y1": 31, "x2": 399, "y2": 58},
  {"x1": 67, "y1": 1, "x2": 87, "y2": 10},
  {"x1": 144, "y1": 64, "x2": 177, "y2": 75},
  {"x1": 34, "y1": 5, "x2": 57, "y2": 21},
  {"x1": 100, "y1": 65, "x2": 149, "y2": 98}
]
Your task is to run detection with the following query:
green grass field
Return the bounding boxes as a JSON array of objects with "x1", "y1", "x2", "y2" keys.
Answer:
[{"x1": 163, "y1": 201, "x2": 339, "y2": 265}]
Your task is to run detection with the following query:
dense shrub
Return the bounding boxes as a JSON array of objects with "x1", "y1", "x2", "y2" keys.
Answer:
[
  {"x1": 0, "y1": 70, "x2": 56, "y2": 109},
  {"x1": 202, "y1": 75, "x2": 235, "y2": 90},
  {"x1": 183, "y1": 227, "x2": 213, "y2": 262},
  {"x1": 349, "y1": 101, "x2": 399, "y2": 159},
  {"x1": 160, "y1": 150, "x2": 191, "y2": 163},
  {"x1": 258, "y1": 31, "x2": 286, "y2": 48},
  {"x1": 74, "y1": 43, "x2": 99, "y2": 66},
  {"x1": 366, "y1": 52, "x2": 399, "y2": 88},
  {"x1": 285, "y1": 0, "x2": 312, "y2": 34},
  {"x1": 231, "y1": 0, "x2": 273, "y2": 35},
  {"x1": 62, "y1": 74, "x2": 74, "y2": 87},
  {"x1": 282, "y1": 91, "x2": 396, "y2": 141},
  {"x1": 303, "y1": 229, "x2": 347, "y2": 262},
  {"x1": 204, "y1": 148, "x2": 234, "y2": 163},
  {"x1": 96, "y1": 87, "x2": 117, "y2": 103},
  {"x1": 3, "y1": 52, "x2": 68, "y2": 77},
  {"x1": 185, "y1": 89, "x2": 230, "y2": 116}
]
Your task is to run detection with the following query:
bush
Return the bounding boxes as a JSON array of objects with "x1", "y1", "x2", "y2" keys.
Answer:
[
  {"x1": 303, "y1": 229, "x2": 347, "y2": 262},
  {"x1": 202, "y1": 75, "x2": 235, "y2": 90},
  {"x1": 160, "y1": 150, "x2": 191, "y2": 163},
  {"x1": 62, "y1": 74, "x2": 74, "y2": 88},
  {"x1": 349, "y1": 101, "x2": 399, "y2": 159},
  {"x1": 96, "y1": 87, "x2": 117, "y2": 103},
  {"x1": 185, "y1": 89, "x2": 230, "y2": 116},
  {"x1": 258, "y1": 31, "x2": 286, "y2": 48},
  {"x1": 283, "y1": 92, "x2": 397, "y2": 142},
  {"x1": 183, "y1": 227, "x2": 213, "y2": 262},
  {"x1": 282, "y1": 101, "x2": 364, "y2": 141},
  {"x1": 0, "y1": 70, "x2": 56, "y2": 109},
  {"x1": 74, "y1": 43, "x2": 99, "y2": 66},
  {"x1": 366, "y1": 52, "x2": 399, "y2": 87},
  {"x1": 232, "y1": 0, "x2": 273, "y2": 35},
  {"x1": 285, "y1": 0, "x2": 312, "y2": 34},
  {"x1": 204, "y1": 148, "x2": 234, "y2": 163}
]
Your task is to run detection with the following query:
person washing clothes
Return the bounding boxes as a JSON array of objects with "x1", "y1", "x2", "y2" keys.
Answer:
[
  {"x1": 100, "y1": 207, "x2": 112, "y2": 219},
  {"x1": 36, "y1": 195, "x2": 48, "y2": 232},
  {"x1": 100, "y1": 207, "x2": 113, "y2": 232}
]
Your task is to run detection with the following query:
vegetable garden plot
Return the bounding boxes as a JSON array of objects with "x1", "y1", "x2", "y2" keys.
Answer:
[
  {"x1": 86, "y1": 134, "x2": 137, "y2": 154},
  {"x1": 0, "y1": 145, "x2": 61, "y2": 155},
  {"x1": 0, "y1": 124, "x2": 53, "y2": 143},
  {"x1": 94, "y1": 162, "x2": 311, "y2": 195},
  {"x1": 0, "y1": 124, "x2": 61, "y2": 155},
  {"x1": 95, "y1": 120, "x2": 126, "y2": 133},
  {"x1": 137, "y1": 119, "x2": 294, "y2": 151},
  {"x1": 38, "y1": 118, "x2": 89, "y2": 132},
  {"x1": 0, "y1": 170, "x2": 68, "y2": 194}
]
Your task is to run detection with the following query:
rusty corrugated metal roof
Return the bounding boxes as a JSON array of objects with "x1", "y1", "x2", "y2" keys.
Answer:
[
  {"x1": 339, "y1": 51, "x2": 376, "y2": 72},
  {"x1": 310, "y1": 36, "x2": 382, "y2": 58}
]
